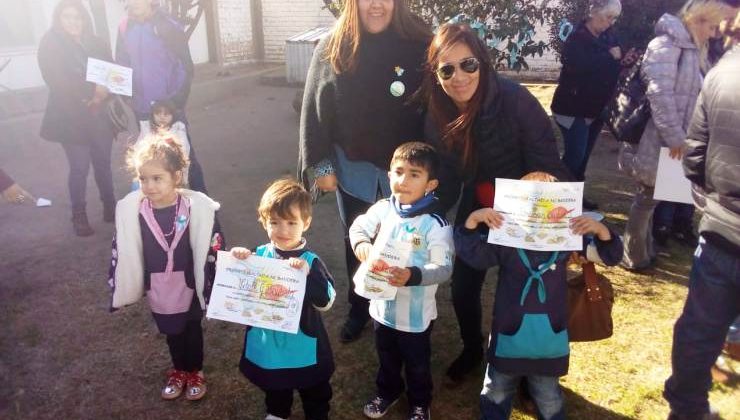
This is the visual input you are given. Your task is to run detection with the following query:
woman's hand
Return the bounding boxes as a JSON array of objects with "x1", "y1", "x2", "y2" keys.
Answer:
[
  {"x1": 669, "y1": 146, "x2": 685, "y2": 160},
  {"x1": 620, "y1": 48, "x2": 639, "y2": 67},
  {"x1": 231, "y1": 247, "x2": 252, "y2": 260},
  {"x1": 87, "y1": 85, "x2": 109, "y2": 108},
  {"x1": 315, "y1": 174, "x2": 338, "y2": 192},
  {"x1": 2, "y1": 183, "x2": 33, "y2": 204},
  {"x1": 464, "y1": 208, "x2": 504, "y2": 230}
]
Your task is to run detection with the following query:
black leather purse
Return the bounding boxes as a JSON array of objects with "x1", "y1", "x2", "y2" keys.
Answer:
[{"x1": 603, "y1": 57, "x2": 650, "y2": 144}]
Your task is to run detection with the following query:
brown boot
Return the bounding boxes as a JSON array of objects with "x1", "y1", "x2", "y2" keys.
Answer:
[{"x1": 72, "y1": 211, "x2": 94, "y2": 236}]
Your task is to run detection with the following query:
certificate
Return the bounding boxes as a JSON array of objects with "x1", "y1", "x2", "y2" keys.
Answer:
[
  {"x1": 85, "y1": 58, "x2": 133, "y2": 96},
  {"x1": 206, "y1": 251, "x2": 307, "y2": 334},
  {"x1": 353, "y1": 236, "x2": 412, "y2": 301},
  {"x1": 488, "y1": 179, "x2": 584, "y2": 251},
  {"x1": 653, "y1": 147, "x2": 693, "y2": 204}
]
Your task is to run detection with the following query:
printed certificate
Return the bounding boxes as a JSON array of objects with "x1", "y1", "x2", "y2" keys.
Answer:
[
  {"x1": 207, "y1": 251, "x2": 307, "y2": 334},
  {"x1": 488, "y1": 179, "x2": 584, "y2": 251},
  {"x1": 353, "y1": 237, "x2": 412, "y2": 301},
  {"x1": 85, "y1": 58, "x2": 133, "y2": 96}
]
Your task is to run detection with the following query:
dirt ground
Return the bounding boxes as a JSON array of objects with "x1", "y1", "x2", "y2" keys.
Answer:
[{"x1": 0, "y1": 81, "x2": 737, "y2": 420}]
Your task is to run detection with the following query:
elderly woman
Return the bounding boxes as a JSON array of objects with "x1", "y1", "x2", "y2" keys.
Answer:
[
  {"x1": 664, "y1": 9, "x2": 739, "y2": 419},
  {"x1": 551, "y1": 0, "x2": 628, "y2": 210},
  {"x1": 421, "y1": 23, "x2": 570, "y2": 382},
  {"x1": 619, "y1": 0, "x2": 737, "y2": 271},
  {"x1": 298, "y1": 0, "x2": 433, "y2": 343},
  {"x1": 37, "y1": 0, "x2": 115, "y2": 236}
]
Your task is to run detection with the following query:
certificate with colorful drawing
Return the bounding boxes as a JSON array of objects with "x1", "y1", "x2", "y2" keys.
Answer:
[
  {"x1": 353, "y1": 236, "x2": 412, "y2": 301},
  {"x1": 85, "y1": 58, "x2": 133, "y2": 96},
  {"x1": 206, "y1": 251, "x2": 306, "y2": 334},
  {"x1": 488, "y1": 179, "x2": 584, "y2": 251}
]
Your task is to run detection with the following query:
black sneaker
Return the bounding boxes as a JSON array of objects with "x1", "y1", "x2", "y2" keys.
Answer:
[
  {"x1": 339, "y1": 318, "x2": 366, "y2": 343},
  {"x1": 445, "y1": 347, "x2": 483, "y2": 382},
  {"x1": 408, "y1": 405, "x2": 430, "y2": 420},
  {"x1": 363, "y1": 395, "x2": 397, "y2": 418}
]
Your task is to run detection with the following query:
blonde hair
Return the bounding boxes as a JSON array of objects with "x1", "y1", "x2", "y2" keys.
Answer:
[
  {"x1": 257, "y1": 178, "x2": 312, "y2": 225},
  {"x1": 126, "y1": 135, "x2": 189, "y2": 185},
  {"x1": 680, "y1": 0, "x2": 737, "y2": 70},
  {"x1": 521, "y1": 171, "x2": 559, "y2": 182},
  {"x1": 324, "y1": 0, "x2": 431, "y2": 74},
  {"x1": 721, "y1": 8, "x2": 740, "y2": 45}
]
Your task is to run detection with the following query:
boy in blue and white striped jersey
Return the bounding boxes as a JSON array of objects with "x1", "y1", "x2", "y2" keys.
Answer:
[{"x1": 349, "y1": 142, "x2": 454, "y2": 420}]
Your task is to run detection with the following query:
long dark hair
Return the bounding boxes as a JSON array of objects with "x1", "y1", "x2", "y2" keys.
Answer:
[
  {"x1": 325, "y1": 0, "x2": 432, "y2": 74},
  {"x1": 149, "y1": 100, "x2": 179, "y2": 130},
  {"x1": 51, "y1": 0, "x2": 94, "y2": 38},
  {"x1": 420, "y1": 23, "x2": 492, "y2": 171}
]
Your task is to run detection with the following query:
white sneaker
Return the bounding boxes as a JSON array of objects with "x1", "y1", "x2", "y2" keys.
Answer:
[{"x1": 265, "y1": 415, "x2": 287, "y2": 420}]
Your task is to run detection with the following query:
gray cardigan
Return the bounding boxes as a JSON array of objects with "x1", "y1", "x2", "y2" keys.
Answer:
[{"x1": 618, "y1": 14, "x2": 704, "y2": 187}]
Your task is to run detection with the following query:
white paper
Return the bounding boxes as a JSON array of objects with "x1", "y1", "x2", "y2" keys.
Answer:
[
  {"x1": 487, "y1": 179, "x2": 584, "y2": 251},
  {"x1": 653, "y1": 147, "x2": 693, "y2": 204},
  {"x1": 36, "y1": 198, "x2": 51, "y2": 207},
  {"x1": 353, "y1": 237, "x2": 412, "y2": 301},
  {"x1": 206, "y1": 251, "x2": 307, "y2": 334},
  {"x1": 85, "y1": 58, "x2": 133, "y2": 96}
]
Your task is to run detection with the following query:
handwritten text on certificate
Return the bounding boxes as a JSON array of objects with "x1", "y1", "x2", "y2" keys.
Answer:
[
  {"x1": 488, "y1": 179, "x2": 584, "y2": 251},
  {"x1": 207, "y1": 251, "x2": 307, "y2": 334},
  {"x1": 85, "y1": 58, "x2": 133, "y2": 96}
]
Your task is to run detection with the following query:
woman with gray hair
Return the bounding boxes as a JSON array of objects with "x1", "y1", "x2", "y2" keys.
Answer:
[
  {"x1": 551, "y1": 0, "x2": 634, "y2": 210},
  {"x1": 619, "y1": 0, "x2": 737, "y2": 271}
]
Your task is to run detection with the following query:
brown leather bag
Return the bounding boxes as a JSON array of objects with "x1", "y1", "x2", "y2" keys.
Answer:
[{"x1": 567, "y1": 262, "x2": 614, "y2": 342}]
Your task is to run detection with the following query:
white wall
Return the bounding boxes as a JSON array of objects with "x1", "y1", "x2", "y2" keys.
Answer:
[
  {"x1": 216, "y1": 0, "x2": 254, "y2": 64},
  {"x1": 261, "y1": 0, "x2": 335, "y2": 62}
]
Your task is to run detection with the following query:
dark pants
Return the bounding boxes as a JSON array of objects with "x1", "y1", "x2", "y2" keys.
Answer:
[
  {"x1": 664, "y1": 236, "x2": 740, "y2": 417},
  {"x1": 336, "y1": 188, "x2": 372, "y2": 325},
  {"x1": 166, "y1": 319, "x2": 204, "y2": 372},
  {"x1": 654, "y1": 202, "x2": 695, "y2": 231},
  {"x1": 558, "y1": 118, "x2": 603, "y2": 182},
  {"x1": 263, "y1": 381, "x2": 333, "y2": 420},
  {"x1": 60, "y1": 131, "x2": 115, "y2": 214},
  {"x1": 451, "y1": 257, "x2": 487, "y2": 352},
  {"x1": 375, "y1": 321, "x2": 434, "y2": 408},
  {"x1": 185, "y1": 131, "x2": 207, "y2": 194}
]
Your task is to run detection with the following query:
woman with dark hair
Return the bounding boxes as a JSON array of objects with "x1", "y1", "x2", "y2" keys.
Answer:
[
  {"x1": 421, "y1": 23, "x2": 571, "y2": 381},
  {"x1": 38, "y1": 0, "x2": 115, "y2": 236},
  {"x1": 298, "y1": 0, "x2": 433, "y2": 343}
]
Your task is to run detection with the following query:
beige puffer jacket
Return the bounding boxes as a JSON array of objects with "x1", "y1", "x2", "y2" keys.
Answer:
[{"x1": 618, "y1": 14, "x2": 703, "y2": 186}]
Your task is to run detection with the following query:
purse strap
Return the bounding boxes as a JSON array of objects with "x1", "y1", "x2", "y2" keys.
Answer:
[{"x1": 582, "y1": 262, "x2": 603, "y2": 303}]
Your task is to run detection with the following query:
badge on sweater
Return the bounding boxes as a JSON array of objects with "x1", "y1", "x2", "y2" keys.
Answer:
[{"x1": 390, "y1": 66, "x2": 406, "y2": 97}]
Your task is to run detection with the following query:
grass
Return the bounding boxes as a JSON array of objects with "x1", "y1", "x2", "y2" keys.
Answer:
[{"x1": 1, "y1": 84, "x2": 738, "y2": 420}]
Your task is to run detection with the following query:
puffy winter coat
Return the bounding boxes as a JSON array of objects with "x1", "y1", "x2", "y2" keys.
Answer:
[
  {"x1": 683, "y1": 46, "x2": 740, "y2": 251},
  {"x1": 618, "y1": 14, "x2": 703, "y2": 186}
]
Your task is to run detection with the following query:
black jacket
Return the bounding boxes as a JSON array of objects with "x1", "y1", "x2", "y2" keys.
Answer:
[
  {"x1": 550, "y1": 23, "x2": 621, "y2": 119},
  {"x1": 426, "y1": 72, "x2": 572, "y2": 223},
  {"x1": 683, "y1": 46, "x2": 740, "y2": 252},
  {"x1": 38, "y1": 29, "x2": 112, "y2": 144}
]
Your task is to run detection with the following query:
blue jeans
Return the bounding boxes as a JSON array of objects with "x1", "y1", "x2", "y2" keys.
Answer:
[
  {"x1": 654, "y1": 202, "x2": 695, "y2": 231},
  {"x1": 558, "y1": 118, "x2": 603, "y2": 182},
  {"x1": 480, "y1": 365, "x2": 565, "y2": 420},
  {"x1": 664, "y1": 236, "x2": 740, "y2": 417}
]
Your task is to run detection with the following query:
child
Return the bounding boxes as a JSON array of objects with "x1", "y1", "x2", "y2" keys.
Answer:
[
  {"x1": 230, "y1": 178, "x2": 335, "y2": 420},
  {"x1": 108, "y1": 136, "x2": 223, "y2": 401},
  {"x1": 349, "y1": 142, "x2": 454, "y2": 420},
  {"x1": 133, "y1": 101, "x2": 191, "y2": 191},
  {"x1": 454, "y1": 172, "x2": 623, "y2": 420}
]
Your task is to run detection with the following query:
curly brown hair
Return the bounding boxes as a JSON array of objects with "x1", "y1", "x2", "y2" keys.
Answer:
[{"x1": 126, "y1": 135, "x2": 189, "y2": 185}]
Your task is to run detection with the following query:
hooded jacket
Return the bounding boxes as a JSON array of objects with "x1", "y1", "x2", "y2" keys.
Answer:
[
  {"x1": 683, "y1": 46, "x2": 740, "y2": 252},
  {"x1": 618, "y1": 14, "x2": 703, "y2": 187}
]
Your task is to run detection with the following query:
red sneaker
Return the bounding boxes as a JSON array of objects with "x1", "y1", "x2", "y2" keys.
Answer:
[
  {"x1": 161, "y1": 369, "x2": 188, "y2": 400},
  {"x1": 185, "y1": 371, "x2": 207, "y2": 401}
]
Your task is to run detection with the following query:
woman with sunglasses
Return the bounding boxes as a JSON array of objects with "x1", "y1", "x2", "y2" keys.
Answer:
[
  {"x1": 298, "y1": 0, "x2": 436, "y2": 344},
  {"x1": 421, "y1": 23, "x2": 571, "y2": 382}
]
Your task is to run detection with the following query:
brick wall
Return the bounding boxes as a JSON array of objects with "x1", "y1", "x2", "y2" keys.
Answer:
[
  {"x1": 261, "y1": 0, "x2": 336, "y2": 62},
  {"x1": 217, "y1": 0, "x2": 254, "y2": 64}
]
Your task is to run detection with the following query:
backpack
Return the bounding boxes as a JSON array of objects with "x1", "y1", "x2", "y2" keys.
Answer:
[{"x1": 603, "y1": 56, "x2": 650, "y2": 144}]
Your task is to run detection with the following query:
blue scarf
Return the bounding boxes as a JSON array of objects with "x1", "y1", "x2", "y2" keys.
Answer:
[{"x1": 391, "y1": 194, "x2": 438, "y2": 218}]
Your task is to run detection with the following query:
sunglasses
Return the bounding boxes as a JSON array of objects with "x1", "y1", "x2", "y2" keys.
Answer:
[{"x1": 435, "y1": 57, "x2": 480, "y2": 80}]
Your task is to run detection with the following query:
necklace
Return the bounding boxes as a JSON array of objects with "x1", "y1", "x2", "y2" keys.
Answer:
[{"x1": 154, "y1": 196, "x2": 180, "y2": 238}]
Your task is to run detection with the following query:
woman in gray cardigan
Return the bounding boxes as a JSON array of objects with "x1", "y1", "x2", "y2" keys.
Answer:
[{"x1": 618, "y1": 0, "x2": 737, "y2": 270}]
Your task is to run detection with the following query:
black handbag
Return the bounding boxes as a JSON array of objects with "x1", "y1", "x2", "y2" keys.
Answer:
[{"x1": 603, "y1": 57, "x2": 650, "y2": 144}]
